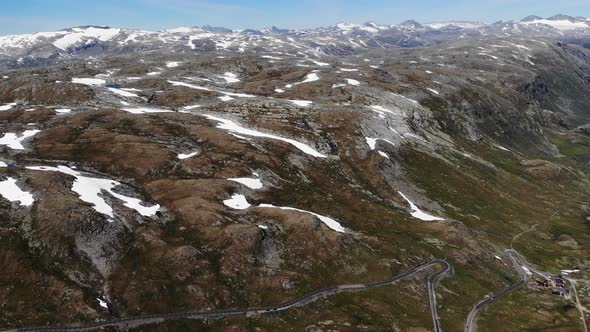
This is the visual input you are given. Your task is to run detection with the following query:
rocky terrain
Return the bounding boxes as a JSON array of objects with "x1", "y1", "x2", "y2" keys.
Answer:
[{"x1": 1, "y1": 16, "x2": 590, "y2": 332}]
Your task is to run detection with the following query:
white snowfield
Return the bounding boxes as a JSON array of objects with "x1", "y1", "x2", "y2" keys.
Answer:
[
  {"x1": 521, "y1": 19, "x2": 589, "y2": 31},
  {"x1": 108, "y1": 87, "x2": 139, "y2": 98},
  {"x1": 182, "y1": 105, "x2": 201, "y2": 111},
  {"x1": 346, "y1": 79, "x2": 361, "y2": 86},
  {"x1": 221, "y1": 193, "x2": 346, "y2": 233},
  {"x1": 424, "y1": 21, "x2": 487, "y2": 29},
  {"x1": 370, "y1": 105, "x2": 400, "y2": 118},
  {"x1": 223, "y1": 194, "x2": 251, "y2": 210},
  {"x1": 53, "y1": 27, "x2": 121, "y2": 51},
  {"x1": 26, "y1": 165, "x2": 160, "y2": 220},
  {"x1": 0, "y1": 102, "x2": 17, "y2": 111},
  {"x1": 0, "y1": 177, "x2": 35, "y2": 206},
  {"x1": 166, "y1": 61, "x2": 181, "y2": 68},
  {"x1": 0, "y1": 130, "x2": 41, "y2": 150},
  {"x1": 55, "y1": 108, "x2": 72, "y2": 114},
  {"x1": 309, "y1": 60, "x2": 329, "y2": 66},
  {"x1": 72, "y1": 77, "x2": 106, "y2": 86},
  {"x1": 202, "y1": 114, "x2": 327, "y2": 158},
  {"x1": 121, "y1": 107, "x2": 172, "y2": 114},
  {"x1": 167, "y1": 80, "x2": 256, "y2": 100},
  {"x1": 295, "y1": 72, "x2": 320, "y2": 85},
  {"x1": 219, "y1": 72, "x2": 240, "y2": 83},
  {"x1": 377, "y1": 151, "x2": 390, "y2": 159},
  {"x1": 97, "y1": 297, "x2": 108, "y2": 309},
  {"x1": 365, "y1": 137, "x2": 395, "y2": 150},
  {"x1": 398, "y1": 191, "x2": 444, "y2": 221},
  {"x1": 289, "y1": 100, "x2": 313, "y2": 107},
  {"x1": 258, "y1": 204, "x2": 347, "y2": 233},
  {"x1": 427, "y1": 88, "x2": 440, "y2": 95},
  {"x1": 178, "y1": 151, "x2": 199, "y2": 160},
  {"x1": 228, "y1": 176, "x2": 263, "y2": 189}
]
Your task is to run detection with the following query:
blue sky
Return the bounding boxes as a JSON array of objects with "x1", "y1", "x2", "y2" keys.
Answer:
[{"x1": 1, "y1": 0, "x2": 589, "y2": 35}]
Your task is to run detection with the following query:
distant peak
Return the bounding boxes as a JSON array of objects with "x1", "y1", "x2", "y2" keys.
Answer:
[
  {"x1": 548, "y1": 14, "x2": 576, "y2": 21},
  {"x1": 521, "y1": 15, "x2": 543, "y2": 22},
  {"x1": 399, "y1": 20, "x2": 423, "y2": 28}
]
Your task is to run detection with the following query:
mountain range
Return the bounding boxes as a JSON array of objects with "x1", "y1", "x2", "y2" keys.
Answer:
[{"x1": 1, "y1": 14, "x2": 590, "y2": 68}]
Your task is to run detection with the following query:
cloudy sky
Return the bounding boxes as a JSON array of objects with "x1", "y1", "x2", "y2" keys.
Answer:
[{"x1": 1, "y1": 0, "x2": 589, "y2": 34}]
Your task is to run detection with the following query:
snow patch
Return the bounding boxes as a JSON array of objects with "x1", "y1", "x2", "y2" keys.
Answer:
[
  {"x1": 53, "y1": 27, "x2": 120, "y2": 51},
  {"x1": 72, "y1": 78, "x2": 105, "y2": 86},
  {"x1": 178, "y1": 152, "x2": 198, "y2": 160},
  {"x1": 219, "y1": 95, "x2": 234, "y2": 102},
  {"x1": 229, "y1": 177, "x2": 263, "y2": 189},
  {"x1": 309, "y1": 60, "x2": 329, "y2": 66},
  {"x1": 0, "y1": 130, "x2": 40, "y2": 150},
  {"x1": 0, "y1": 103, "x2": 17, "y2": 111},
  {"x1": 109, "y1": 88, "x2": 138, "y2": 98},
  {"x1": 398, "y1": 191, "x2": 444, "y2": 221},
  {"x1": 378, "y1": 151, "x2": 390, "y2": 159},
  {"x1": 223, "y1": 194, "x2": 251, "y2": 210},
  {"x1": 289, "y1": 100, "x2": 313, "y2": 107},
  {"x1": 166, "y1": 61, "x2": 181, "y2": 68},
  {"x1": 97, "y1": 298, "x2": 108, "y2": 309},
  {"x1": 26, "y1": 165, "x2": 160, "y2": 220},
  {"x1": 258, "y1": 204, "x2": 346, "y2": 233},
  {"x1": 0, "y1": 177, "x2": 34, "y2": 206},
  {"x1": 365, "y1": 137, "x2": 395, "y2": 150},
  {"x1": 293, "y1": 73, "x2": 320, "y2": 86},
  {"x1": 219, "y1": 72, "x2": 240, "y2": 83},
  {"x1": 495, "y1": 144, "x2": 511, "y2": 152},
  {"x1": 202, "y1": 114, "x2": 325, "y2": 157},
  {"x1": 521, "y1": 19, "x2": 589, "y2": 31},
  {"x1": 121, "y1": 107, "x2": 172, "y2": 114}
]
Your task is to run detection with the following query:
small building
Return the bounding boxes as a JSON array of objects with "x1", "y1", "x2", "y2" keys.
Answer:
[
  {"x1": 536, "y1": 279, "x2": 549, "y2": 287},
  {"x1": 554, "y1": 277, "x2": 565, "y2": 287},
  {"x1": 552, "y1": 287, "x2": 569, "y2": 296}
]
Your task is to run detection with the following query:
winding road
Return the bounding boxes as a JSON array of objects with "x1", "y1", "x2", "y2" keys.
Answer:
[
  {"x1": 429, "y1": 260, "x2": 450, "y2": 332},
  {"x1": 5, "y1": 259, "x2": 450, "y2": 332},
  {"x1": 464, "y1": 249, "x2": 529, "y2": 332}
]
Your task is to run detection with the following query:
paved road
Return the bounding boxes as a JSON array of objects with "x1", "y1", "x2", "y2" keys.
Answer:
[
  {"x1": 428, "y1": 260, "x2": 450, "y2": 332},
  {"x1": 464, "y1": 250, "x2": 528, "y2": 332},
  {"x1": 5, "y1": 259, "x2": 449, "y2": 332}
]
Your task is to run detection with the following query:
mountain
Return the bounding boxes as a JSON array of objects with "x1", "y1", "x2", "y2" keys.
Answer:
[
  {"x1": 1, "y1": 15, "x2": 590, "y2": 69},
  {"x1": 1, "y1": 14, "x2": 590, "y2": 332}
]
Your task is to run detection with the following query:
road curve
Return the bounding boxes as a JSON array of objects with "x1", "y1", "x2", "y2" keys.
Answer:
[
  {"x1": 464, "y1": 250, "x2": 528, "y2": 332},
  {"x1": 428, "y1": 260, "x2": 450, "y2": 332},
  {"x1": 5, "y1": 259, "x2": 449, "y2": 332}
]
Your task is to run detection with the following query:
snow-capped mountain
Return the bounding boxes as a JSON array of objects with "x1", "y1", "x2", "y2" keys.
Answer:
[{"x1": 0, "y1": 14, "x2": 589, "y2": 68}]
